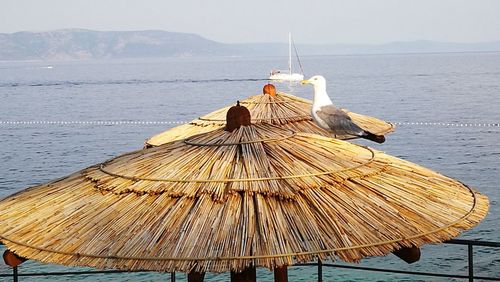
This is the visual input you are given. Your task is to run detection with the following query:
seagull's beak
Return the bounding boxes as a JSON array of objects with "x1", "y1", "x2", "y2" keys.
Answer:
[{"x1": 300, "y1": 79, "x2": 309, "y2": 85}]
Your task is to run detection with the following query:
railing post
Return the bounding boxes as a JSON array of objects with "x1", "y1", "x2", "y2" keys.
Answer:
[
  {"x1": 188, "y1": 271, "x2": 205, "y2": 282},
  {"x1": 170, "y1": 271, "x2": 176, "y2": 282},
  {"x1": 230, "y1": 266, "x2": 256, "y2": 282},
  {"x1": 468, "y1": 244, "x2": 473, "y2": 282},
  {"x1": 317, "y1": 258, "x2": 323, "y2": 282},
  {"x1": 13, "y1": 266, "x2": 18, "y2": 282}
]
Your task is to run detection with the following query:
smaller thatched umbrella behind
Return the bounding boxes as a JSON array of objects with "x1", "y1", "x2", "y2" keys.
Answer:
[{"x1": 145, "y1": 87, "x2": 394, "y2": 147}]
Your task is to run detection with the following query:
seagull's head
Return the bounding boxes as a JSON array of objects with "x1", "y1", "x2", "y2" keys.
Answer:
[
  {"x1": 301, "y1": 75, "x2": 326, "y2": 88},
  {"x1": 301, "y1": 75, "x2": 332, "y2": 103}
]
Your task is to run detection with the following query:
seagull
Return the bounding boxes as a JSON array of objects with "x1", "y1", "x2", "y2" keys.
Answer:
[{"x1": 301, "y1": 75, "x2": 385, "y2": 143}]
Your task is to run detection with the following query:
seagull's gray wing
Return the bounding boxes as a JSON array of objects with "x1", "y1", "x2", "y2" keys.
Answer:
[{"x1": 315, "y1": 105, "x2": 365, "y2": 136}]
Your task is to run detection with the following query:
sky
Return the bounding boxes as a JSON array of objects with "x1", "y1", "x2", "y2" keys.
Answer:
[{"x1": 1, "y1": 0, "x2": 500, "y2": 44}]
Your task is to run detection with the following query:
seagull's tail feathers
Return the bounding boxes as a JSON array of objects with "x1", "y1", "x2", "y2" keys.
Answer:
[{"x1": 362, "y1": 131, "x2": 386, "y2": 144}]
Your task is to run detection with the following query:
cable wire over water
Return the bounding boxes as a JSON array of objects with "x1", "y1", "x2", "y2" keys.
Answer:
[{"x1": 0, "y1": 121, "x2": 499, "y2": 127}]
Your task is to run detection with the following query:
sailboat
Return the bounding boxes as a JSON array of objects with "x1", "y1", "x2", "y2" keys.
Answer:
[{"x1": 269, "y1": 33, "x2": 304, "y2": 82}]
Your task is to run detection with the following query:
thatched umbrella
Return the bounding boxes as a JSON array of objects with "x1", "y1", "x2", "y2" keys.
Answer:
[
  {"x1": 0, "y1": 104, "x2": 487, "y2": 281},
  {"x1": 144, "y1": 84, "x2": 394, "y2": 147}
]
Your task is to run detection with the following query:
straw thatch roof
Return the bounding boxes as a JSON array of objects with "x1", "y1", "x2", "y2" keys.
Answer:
[
  {"x1": 0, "y1": 123, "x2": 487, "y2": 273},
  {"x1": 145, "y1": 92, "x2": 394, "y2": 147}
]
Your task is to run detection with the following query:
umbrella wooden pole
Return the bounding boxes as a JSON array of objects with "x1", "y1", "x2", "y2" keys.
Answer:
[
  {"x1": 231, "y1": 267, "x2": 256, "y2": 282},
  {"x1": 393, "y1": 246, "x2": 421, "y2": 264},
  {"x1": 274, "y1": 266, "x2": 288, "y2": 282},
  {"x1": 187, "y1": 271, "x2": 205, "y2": 282}
]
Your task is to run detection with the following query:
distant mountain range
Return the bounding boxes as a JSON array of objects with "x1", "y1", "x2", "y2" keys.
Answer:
[{"x1": 1, "y1": 29, "x2": 500, "y2": 60}]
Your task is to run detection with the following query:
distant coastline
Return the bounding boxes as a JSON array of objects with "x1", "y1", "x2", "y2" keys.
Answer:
[{"x1": 1, "y1": 29, "x2": 500, "y2": 61}]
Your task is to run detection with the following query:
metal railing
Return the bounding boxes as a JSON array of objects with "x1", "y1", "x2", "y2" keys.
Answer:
[{"x1": 1, "y1": 239, "x2": 499, "y2": 281}]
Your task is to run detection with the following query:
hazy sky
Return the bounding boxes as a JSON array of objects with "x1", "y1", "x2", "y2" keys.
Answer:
[{"x1": 2, "y1": 0, "x2": 500, "y2": 44}]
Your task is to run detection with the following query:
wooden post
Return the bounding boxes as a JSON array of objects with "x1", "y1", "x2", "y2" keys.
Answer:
[
  {"x1": 231, "y1": 266, "x2": 256, "y2": 282},
  {"x1": 188, "y1": 271, "x2": 205, "y2": 282},
  {"x1": 393, "y1": 246, "x2": 421, "y2": 264},
  {"x1": 170, "y1": 271, "x2": 176, "y2": 282},
  {"x1": 274, "y1": 266, "x2": 288, "y2": 282}
]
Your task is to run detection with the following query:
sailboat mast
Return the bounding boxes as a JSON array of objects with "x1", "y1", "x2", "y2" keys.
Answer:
[{"x1": 288, "y1": 32, "x2": 292, "y2": 75}]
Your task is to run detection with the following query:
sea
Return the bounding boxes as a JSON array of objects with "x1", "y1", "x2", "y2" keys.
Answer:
[{"x1": 0, "y1": 53, "x2": 499, "y2": 281}]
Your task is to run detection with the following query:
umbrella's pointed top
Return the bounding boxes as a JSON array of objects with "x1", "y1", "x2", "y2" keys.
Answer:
[
  {"x1": 225, "y1": 101, "x2": 251, "y2": 132},
  {"x1": 263, "y1": 83, "x2": 277, "y2": 96}
]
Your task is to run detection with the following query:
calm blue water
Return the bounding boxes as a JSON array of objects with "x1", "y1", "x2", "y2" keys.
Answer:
[{"x1": 0, "y1": 53, "x2": 499, "y2": 281}]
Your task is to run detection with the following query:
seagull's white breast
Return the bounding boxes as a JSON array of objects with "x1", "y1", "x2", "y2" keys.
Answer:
[
  {"x1": 311, "y1": 107, "x2": 330, "y2": 131},
  {"x1": 310, "y1": 85, "x2": 334, "y2": 131}
]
